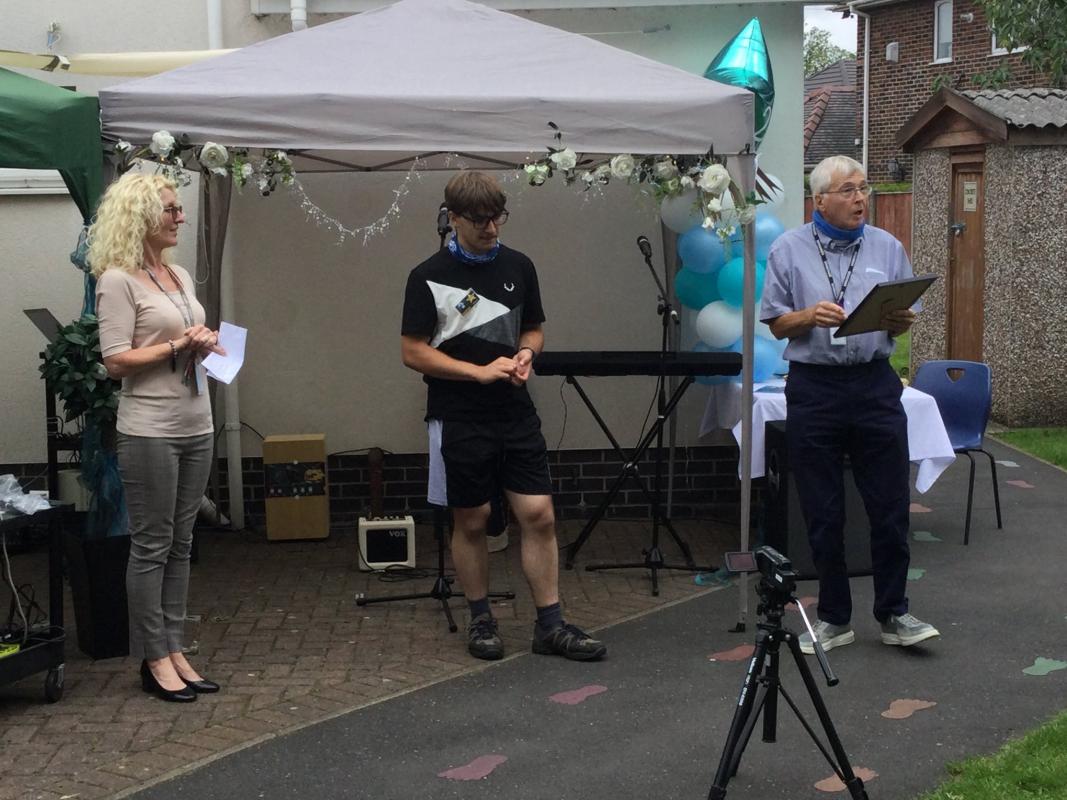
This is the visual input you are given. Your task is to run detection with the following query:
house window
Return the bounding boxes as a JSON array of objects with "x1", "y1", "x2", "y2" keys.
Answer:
[
  {"x1": 991, "y1": 32, "x2": 1027, "y2": 56},
  {"x1": 934, "y1": 0, "x2": 953, "y2": 62}
]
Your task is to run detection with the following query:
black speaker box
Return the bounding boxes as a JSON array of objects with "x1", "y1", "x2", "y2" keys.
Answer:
[{"x1": 762, "y1": 420, "x2": 872, "y2": 581}]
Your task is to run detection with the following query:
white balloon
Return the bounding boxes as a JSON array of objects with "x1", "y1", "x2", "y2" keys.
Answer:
[
  {"x1": 660, "y1": 189, "x2": 704, "y2": 234},
  {"x1": 696, "y1": 301, "x2": 743, "y2": 349}
]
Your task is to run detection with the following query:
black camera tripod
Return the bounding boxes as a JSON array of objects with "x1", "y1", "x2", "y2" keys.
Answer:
[{"x1": 707, "y1": 576, "x2": 869, "y2": 800}]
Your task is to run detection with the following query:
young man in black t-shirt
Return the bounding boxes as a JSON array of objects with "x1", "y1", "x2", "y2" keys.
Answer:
[{"x1": 401, "y1": 171, "x2": 606, "y2": 663}]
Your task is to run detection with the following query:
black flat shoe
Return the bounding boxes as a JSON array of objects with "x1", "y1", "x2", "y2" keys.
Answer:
[
  {"x1": 140, "y1": 660, "x2": 197, "y2": 703},
  {"x1": 181, "y1": 676, "x2": 220, "y2": 694}
]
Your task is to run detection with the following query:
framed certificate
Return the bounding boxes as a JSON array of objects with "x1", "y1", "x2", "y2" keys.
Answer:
[{"x1": 833, "y1": 275, "x2": 938, "y2": 338}]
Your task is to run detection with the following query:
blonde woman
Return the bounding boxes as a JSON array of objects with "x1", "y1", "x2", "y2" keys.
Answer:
[{"x1": 91, "y1": 172, "x2": 224, "y2": 702}]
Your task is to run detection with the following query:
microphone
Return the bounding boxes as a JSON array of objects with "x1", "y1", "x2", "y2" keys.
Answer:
[
  {"x1": 437, "y1": 203, "x2": 451, "y2": 237},
  {"x1": 636, "y1": 235, "x2": 653, "y2": 259}
]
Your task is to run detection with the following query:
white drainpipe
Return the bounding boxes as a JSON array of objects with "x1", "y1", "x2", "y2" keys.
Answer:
[
  {"x1": 849, "y1": 3, "x2": 872, "y2": 173},
  {"x1": 206, "y1": 0, "x2": 223, "y2": 49},
  {"x1": 291, "y1": 0, "x2": 308, "y2": 31}
]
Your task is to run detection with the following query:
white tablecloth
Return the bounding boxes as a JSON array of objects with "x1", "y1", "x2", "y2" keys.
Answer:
[{"x1": 699, "y1": 380, "x2": 956, "y2": 493}]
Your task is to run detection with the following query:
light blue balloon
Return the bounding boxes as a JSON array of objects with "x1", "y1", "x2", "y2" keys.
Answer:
[
  {"x1": 754, "y1": 211, "x2": 786, "y2": 262},
  {"x1": 717, "y1": 335, "x2": 784, "y2": 383},
  {"x1": 753, "y1": 335, "x2": 783, "y2": 382},
  {"x1": 716, "y1": 257, "x2": 766, "y2": 308},
  {"x1": 692, "y1": 341, "x2": 735, "y2": 386},
  {"x1": 678, "y1": 226, "x2": 727, "y2": 274},
  {"x1": 674, "y1": 267, "x2": 722, "y2": 310}
]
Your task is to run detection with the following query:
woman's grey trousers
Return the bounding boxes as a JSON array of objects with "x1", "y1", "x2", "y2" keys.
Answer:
[{"x1": 117, "y1": 432, "x2": 214, "y2": 660}]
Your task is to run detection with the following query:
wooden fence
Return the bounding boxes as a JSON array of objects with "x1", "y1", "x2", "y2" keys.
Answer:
[{"x1": 803, "y1": 191, "x2": 912, "y2": 257}]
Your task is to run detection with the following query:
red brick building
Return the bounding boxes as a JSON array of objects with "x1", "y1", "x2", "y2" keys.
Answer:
[{"x1": 845, "y1": 0, "x2": 1047, "y2": 181}]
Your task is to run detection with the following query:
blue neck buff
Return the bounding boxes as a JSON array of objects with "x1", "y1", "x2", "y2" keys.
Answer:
[
  {"x1": 813, "y1": 209, "x2": 865, "y2": 243},
  {"x1": 448, "y1": 235, "x2": 500, "y2": 264}
]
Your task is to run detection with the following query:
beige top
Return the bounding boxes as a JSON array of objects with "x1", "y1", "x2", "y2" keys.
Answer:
[{"x1": 96, "y1": 264, "x2": 213, "y2": 438}]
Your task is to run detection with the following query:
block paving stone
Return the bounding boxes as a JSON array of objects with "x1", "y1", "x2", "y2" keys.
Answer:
[{"x1": 1, "y1": 518, "x2": 735, "y2": 798}]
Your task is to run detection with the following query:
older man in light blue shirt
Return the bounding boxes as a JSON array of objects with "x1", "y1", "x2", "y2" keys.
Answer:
[{"x1": 760, "y1": 155, "x2": 939, "y2": 656}]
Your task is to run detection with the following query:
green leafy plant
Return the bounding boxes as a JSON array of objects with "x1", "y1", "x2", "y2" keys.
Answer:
[{"x1": 39, "y1": 314, "x2": 120, "y2": 428}]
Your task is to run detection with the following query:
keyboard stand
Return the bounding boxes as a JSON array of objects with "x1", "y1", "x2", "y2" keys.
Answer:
[{"x1": 561, "y1": 373, "x2": 716, "y2": 595}]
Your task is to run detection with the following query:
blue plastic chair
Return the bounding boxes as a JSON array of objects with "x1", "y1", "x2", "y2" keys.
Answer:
[{"x1": 911, "y1": 360, "x2": 1003, "y2": 545}]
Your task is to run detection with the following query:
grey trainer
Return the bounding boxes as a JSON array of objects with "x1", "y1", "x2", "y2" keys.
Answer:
[
  {"x1": 799, "y1": 620, "x2": 855, "y2": 655},
  {"x1": 467, "y1": 613, "x2": 504, "y2": 660},
  {"x1": 880, "y1": 613, "x2": 940, "y2": 647}
]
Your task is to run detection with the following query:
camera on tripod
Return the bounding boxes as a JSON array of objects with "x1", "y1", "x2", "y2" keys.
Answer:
[{"x1": 723, "y1": 545, "x2": 797, "y2": 596}]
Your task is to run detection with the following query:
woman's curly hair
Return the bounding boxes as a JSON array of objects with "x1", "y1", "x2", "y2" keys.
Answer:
[{"x1": 88, "y1": 172, "x2": 178, "y2": 277}]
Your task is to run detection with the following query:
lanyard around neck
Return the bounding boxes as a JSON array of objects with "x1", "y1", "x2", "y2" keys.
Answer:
[
  {"x1": 144, "y1": 265, "x2": 195, "y2": 329},
  {"x1": 811, "y1": 225, "x2": 861, "y2": 306}
]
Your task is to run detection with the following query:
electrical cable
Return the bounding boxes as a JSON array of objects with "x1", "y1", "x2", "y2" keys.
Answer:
[{"x1": 1, "y1": 534, "x2": 28, "y2": 645}]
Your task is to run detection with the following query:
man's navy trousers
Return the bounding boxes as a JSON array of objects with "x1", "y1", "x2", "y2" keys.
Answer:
[{"x1": 785, "y1": 358, "x2": 911, "y2": 625}]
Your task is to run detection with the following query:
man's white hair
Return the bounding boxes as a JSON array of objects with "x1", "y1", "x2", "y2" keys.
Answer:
[{"x1": 810, "y1": 156, "x2": 866, "y2": 196}]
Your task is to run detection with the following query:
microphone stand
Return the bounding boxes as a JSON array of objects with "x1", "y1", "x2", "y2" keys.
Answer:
[{"x1": 580, "y1": 238, "x2": 715, "y2": 594}]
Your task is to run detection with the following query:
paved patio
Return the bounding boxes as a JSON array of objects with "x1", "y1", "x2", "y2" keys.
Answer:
[{"x1": 1, "y1": 512, "x2": 736, "y2": 800}]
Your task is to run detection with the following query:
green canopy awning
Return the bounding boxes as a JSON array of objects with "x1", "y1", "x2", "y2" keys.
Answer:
[{"x1": 0, "y1": 67, "x2": 103, "y2": 222}]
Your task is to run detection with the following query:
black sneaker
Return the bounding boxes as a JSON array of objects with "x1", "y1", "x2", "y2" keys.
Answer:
[
  {"x1": 531, "y1": 622, "x2": 607, "y2": 661},
  {"x1": 468, "y1": 613, "x2": 504, "y2": 660}
]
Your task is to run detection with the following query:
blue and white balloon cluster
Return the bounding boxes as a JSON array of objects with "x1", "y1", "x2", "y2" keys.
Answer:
[{"x1": 663, "y1": 185, "x2": 790, "y2": 386}]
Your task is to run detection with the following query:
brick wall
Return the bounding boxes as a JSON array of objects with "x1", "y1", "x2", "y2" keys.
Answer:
[
  {"x1": 858, "y1": 0, "x2": 1047, "y2": 182},
  {"x1": 4, "y1": 446, "x2": 754, "y2": 530},
  {"x1": 217, "y1": 446, "x2": 749, "y2": 528}
]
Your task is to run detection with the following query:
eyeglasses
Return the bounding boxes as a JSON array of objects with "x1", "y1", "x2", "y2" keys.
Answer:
[
  {"x1": 461, "y1": 210, "x2": 509, "y2": 228},
  {"x1": 822, "y1": 185, "x2": 870, "y2": 198},
  {"x1": 162, "y1": 205, "x2": 185, "y2": 219}
]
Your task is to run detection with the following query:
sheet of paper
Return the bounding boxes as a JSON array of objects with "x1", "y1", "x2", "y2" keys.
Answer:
[{"x1": 203, "y1": 322, "x2": 247, "y2": 385}]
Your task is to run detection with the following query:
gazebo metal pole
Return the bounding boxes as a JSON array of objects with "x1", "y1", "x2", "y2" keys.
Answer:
[
  {"x1": 735, "y1": 153, "x2": 758, "y2": 626},
  {"x1": 220, "y1": 244, "x2": 245, "y2": 530}
]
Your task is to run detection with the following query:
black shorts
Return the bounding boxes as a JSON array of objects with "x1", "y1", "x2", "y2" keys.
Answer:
[{"x1": 437, "y1": 415, "x2": 552, "y2": 509}]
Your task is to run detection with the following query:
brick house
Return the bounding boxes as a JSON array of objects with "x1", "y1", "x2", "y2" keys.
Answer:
[{"x1": 844, "y1": 0, "x2": 1048, "y2": 181}]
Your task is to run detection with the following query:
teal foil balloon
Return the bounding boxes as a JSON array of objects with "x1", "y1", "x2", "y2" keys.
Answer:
[{"x1": 703, "y1": 18, "x2": 775, "y2": 150}]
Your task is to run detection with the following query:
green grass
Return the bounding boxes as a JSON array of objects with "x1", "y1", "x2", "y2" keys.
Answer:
[
  {"x1": 891, "y1": 331, "x2": 911, "y2": 379},
  {"x1": 918, "y1": 710, "x2": 1067, "y2": 800},
  {"x1": 991, "y1": 427, "x2": 1067, "y2": 470}
]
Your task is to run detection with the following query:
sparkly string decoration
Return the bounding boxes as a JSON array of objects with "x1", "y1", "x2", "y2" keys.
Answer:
[{"x1": 285, "y1": 157, "x2": 428, "y2": 245}]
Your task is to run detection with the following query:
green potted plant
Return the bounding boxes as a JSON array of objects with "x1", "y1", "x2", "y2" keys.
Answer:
[{"x1": 40, "y1": 314, "x2": 130, "y2": 659}]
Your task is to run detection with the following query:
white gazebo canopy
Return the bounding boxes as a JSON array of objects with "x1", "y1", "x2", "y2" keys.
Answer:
[{"x1": 100, "y1": 0, "x2": 755, "y2": 168}]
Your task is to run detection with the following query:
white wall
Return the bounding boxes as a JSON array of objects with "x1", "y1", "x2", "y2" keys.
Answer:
[{"x1": 0, "y1": 1, "x2": 804, "y2": 463}]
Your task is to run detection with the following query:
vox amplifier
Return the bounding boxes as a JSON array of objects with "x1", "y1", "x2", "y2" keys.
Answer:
[{"x1": 357, "y1": 516, "x2": 416, "y2": 571}]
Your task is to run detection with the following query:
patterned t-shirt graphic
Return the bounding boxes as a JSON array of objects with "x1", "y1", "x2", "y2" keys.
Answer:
[{"x1": 402, "y1": 244, "x2": 545, "y2": 422}]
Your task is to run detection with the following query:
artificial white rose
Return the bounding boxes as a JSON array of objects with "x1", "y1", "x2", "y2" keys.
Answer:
[
  {"x1": 241, "y1": 163, "x2": 254, "y2": 179},
  {"x1": 680, "y1": 175, "x2": 695, "y2": 189},
  {"x1": 702, "y1": 216, "x2": 715, "y2": 229},
  {"x1": 580, "y1": 171, "x2": 595, "y2": 186},
  {"x1": 610, "y1": 154, "x2": 636, "y2": 179},
  {"x1": 704, "y1": 196, "x2": 722, "y2": 214},
  {"x1": 257, "y1": 178, "x2": 270, "y2": 193},
  {"x1": 662, "y1": 177, "x2": 681, "y2": 195},
  {"x1": 738, "y1": 204, "x2": 757, "y2": 224},
  {"x1": 652, "y1": 158, "x2": 678, "y2": 180},
  {"x1": 115, "y1": 140, "x2": 132, "y2": 154},
  {"x1": 199, "y1": 142, "x2": 229, "y2": 171},
  {"x1": 274, "y1": 151, "x2": 292, "y2": 166},
  {"x1": 593, "y1": 164, "x2": 612, "y2": 184},
  {"x1": 149, "y1": 130, "x2": 175, "y2": 157},
  {"x1": 698, "y1": 164, "x2": 731, "y2": 195},
  {"x1": 550, "y1": 148, "x2": 578, "y2": 171},
  {"x1": 525, "y1": 164, "x2": 550, "y2": 185}
]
